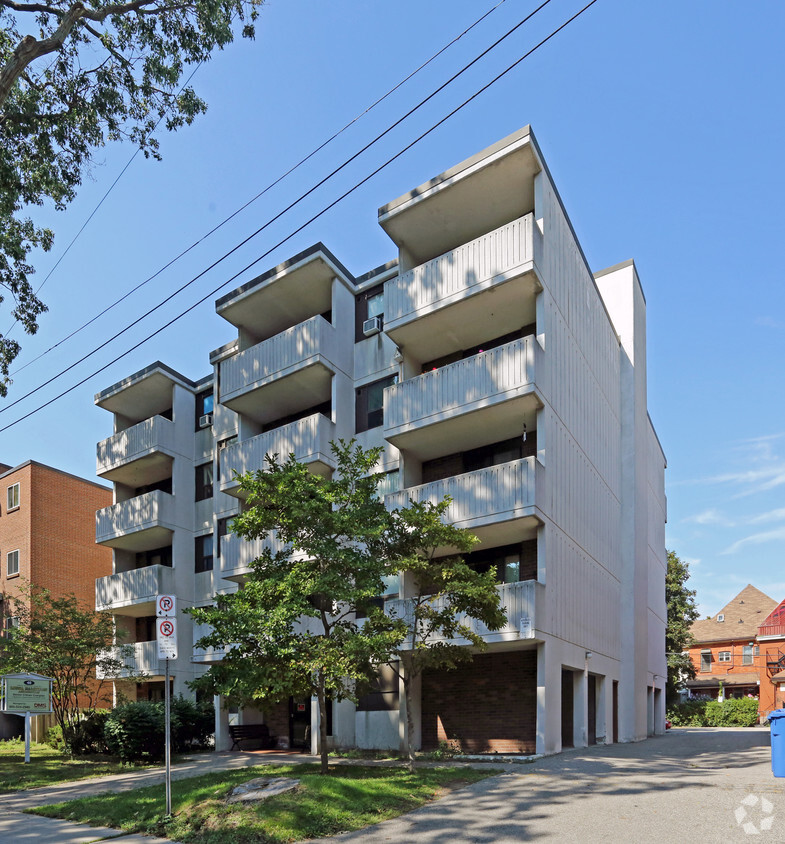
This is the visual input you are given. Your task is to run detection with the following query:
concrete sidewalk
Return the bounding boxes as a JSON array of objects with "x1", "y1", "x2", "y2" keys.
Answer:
[{"x1": 0, "y1": 749, "x2": 312, "y2": 843}]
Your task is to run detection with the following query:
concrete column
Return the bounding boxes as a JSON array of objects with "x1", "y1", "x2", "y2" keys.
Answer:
[
  {"x1": 574, "y1": 669, "x2": 587, "y2": 749},
  {"x1": 536, "y1": 639, "x2": 562, "y2": 755},
  {"x1": 214, "y1": 695, "x2": 231, "y2": 751}
]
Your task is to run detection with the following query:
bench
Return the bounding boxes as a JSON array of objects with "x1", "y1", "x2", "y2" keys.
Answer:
[{"x1": 229, "y1": 723, "x2": 277, "y2": 750}]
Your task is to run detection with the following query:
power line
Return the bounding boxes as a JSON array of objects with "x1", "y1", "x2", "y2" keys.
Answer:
[
  {"x1": 0, "y1": 0, "x2": 601, "y2": 434},
  {"x1": 9, "y1": 0, "x2": 509, "y2": 376},
  {"x1": 1, "y1": 0, "x2": 553, "y2": 414}
]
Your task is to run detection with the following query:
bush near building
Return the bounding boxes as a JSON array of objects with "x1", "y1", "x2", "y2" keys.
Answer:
[{"x1": 667, "y1": 698, "x2": 760, "y2": 727}]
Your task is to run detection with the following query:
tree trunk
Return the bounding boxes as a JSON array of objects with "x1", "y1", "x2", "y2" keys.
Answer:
[
  {"x1": 403, "y1": 658, "x2": 416, "y2": 773},
  {"x1": 316, "y1": 670, "x2": 329, "y2": 774}
]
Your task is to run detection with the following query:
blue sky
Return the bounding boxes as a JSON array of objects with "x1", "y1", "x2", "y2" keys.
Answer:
[{"x1": 2, "y1": 0, "x2": 783, "y2": 616}]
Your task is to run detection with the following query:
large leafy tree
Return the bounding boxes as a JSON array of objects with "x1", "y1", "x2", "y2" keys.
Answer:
[
  {"x1": 0, "y1": 585, "x2": 135, "y2": 751},
  {"x1": 665, "y1": 549, "x2": 700, "y2": 705},
  {"x1": 188, "y1": 441, "x2": 405, "y2": 775},
  {"x1": 0, "y1": 0, "x2": 262, "y2": 394},
  {"x1": 377, "y1": 499, "x2": 507, "y2": 771}
]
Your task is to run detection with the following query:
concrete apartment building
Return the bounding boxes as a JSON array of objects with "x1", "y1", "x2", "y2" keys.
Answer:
[
  {"x1": 0, "y1": 460, "x2": 112, "y2": 737},
  {"x1": 93, "y1": 126, "x2": 667, "y2": 755}
]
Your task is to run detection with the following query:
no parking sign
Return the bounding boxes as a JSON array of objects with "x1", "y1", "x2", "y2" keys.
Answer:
[{"x1": 157, "y1": 617, "x2": 178, "y2": 660}]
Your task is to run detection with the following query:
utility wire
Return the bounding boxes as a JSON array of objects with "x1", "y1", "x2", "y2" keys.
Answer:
[
  {"x1": 9, "y1": 0, "x2": 509, "y2": 376},
  {"x1": 1, "y1": 0, "x2": 553, "y2": 414},
  {"x1": 0, "y1": 0, "x2": 601, "y2": 434}
]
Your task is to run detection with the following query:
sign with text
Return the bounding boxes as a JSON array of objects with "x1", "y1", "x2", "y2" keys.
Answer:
[
  {"x1": 519, "y1": 616, "x2": 533, "y2": 639},
  {"x1": 157, "y1": 617, "x2": 178, "y2": 660},
  {"x1": 156, "y1": 594, "x2": 177, "y2": 617},
  {"x1": 1, "y1": 673, "x2": 53, "y2": 713}
]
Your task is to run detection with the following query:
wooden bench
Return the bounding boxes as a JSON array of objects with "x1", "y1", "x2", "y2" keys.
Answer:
[{"x1": 229, "y1": 723, "x2": 277, "y2": 750}]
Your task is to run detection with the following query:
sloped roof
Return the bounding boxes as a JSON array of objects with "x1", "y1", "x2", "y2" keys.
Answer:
[
  {"x1": 760, "y1": 598, "x2": 785, "y2": 632},
  {"x1": 687, "y1": 672, "x2": 760, "y2": 688},
  {"x1": 691, "y1": 584, "x2": 778, "y2": 643}
]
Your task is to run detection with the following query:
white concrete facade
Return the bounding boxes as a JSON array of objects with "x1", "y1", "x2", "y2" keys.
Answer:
[{"x1": 94, "y1": 126, "x2": 666, "y2": 754}]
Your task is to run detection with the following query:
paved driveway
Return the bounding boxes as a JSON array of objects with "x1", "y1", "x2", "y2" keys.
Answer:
[{"x1": 323, "y1": 728, "x2": 785, "y2": 843}]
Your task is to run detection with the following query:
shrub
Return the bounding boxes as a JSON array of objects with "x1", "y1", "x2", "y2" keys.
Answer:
[
  {"x1": 66, "y1": 710, "x2": 110, "y2": 756},
  {"x1": 104, "y1": 697, "x2": 214, "y2": 762},
  {"x1": 667, "y1": 698, "x2": 759, "y2": 728},
  {"x1": 44, "y1": 724, "x2": 64, "y2": 750}
]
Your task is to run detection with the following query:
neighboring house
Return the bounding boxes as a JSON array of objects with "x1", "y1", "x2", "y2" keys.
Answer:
[
  {"x1": 757, "y1": 598, "x2": 785, "y2": 717},
  {"x1": 0, "y1": 460, "x2": 113, "y2": 738},
  {"x1": 686, "y1": 584, "x2": 778, "y2": 702},
  {"x1": 93, "y1": 126, "x2": 667, "y2": 756}
]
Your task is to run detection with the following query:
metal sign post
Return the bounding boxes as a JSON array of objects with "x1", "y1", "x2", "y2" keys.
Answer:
[{"x1": 156, "y1": 596, "x2": 177, "y2": 817}]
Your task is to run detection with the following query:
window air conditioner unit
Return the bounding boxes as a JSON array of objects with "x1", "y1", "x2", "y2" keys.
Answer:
[
  {"x1": 362, "y1": 316, "x2": 383, "y2": 337},
  {"x1": 199, "y1": 413, "x2": 213, "y2": 429}
]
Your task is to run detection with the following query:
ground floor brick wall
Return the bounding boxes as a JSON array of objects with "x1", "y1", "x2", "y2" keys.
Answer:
[
  {"x1": 421, "y1": 650, "x2": 537, "y2": 754},
  {"x1": 263, "y1": 700, "x2": 291, "y2": 747}
]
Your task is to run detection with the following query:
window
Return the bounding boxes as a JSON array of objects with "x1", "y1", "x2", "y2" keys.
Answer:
[
  {"x1": 3, "y1": 616, "x2": 19, "y2": 638},
  {"x1": 717, "y1": 614, "x2": 725, "y2": 622},
  {"x1": 195, "y1": 534, "x2": 214, "y2": 573},
  {"x1": 374, "y1": 469, "x2": 399, "y2": 500},
  {"x1": 216, "y1": 517, "x2": 234, "y2": 559},
  {"x1": 355, "y1": 284, "x2": 384, "y2": 341},
  {"x1": 422, "y1": 436, "x2": 535, "y2": 485},
  {"x1": 718, "y1": 651, "x2": 731, "y2": 662},
  {"x1": 465, "y1": 541, "x2": 537, "y2": 584},
  {"x1": 355, "y1": 375, "x2": 397, "y2": 433},
  {"x1": 217, "y1": 435, "x2": 237, "y2": 451},
  {"x1": 135, "y1": 546, "x2": 172, "y2": 569},
  {"x1": 195, "y1": 389, "x2": 214, "y2": 430},
  {"x1": 743, "y1": 645, "x2": 754, "y2": 665},
  {"x1": 356, "y1": 663, "x2": 399, "y2": 711},
  {"x1": 700, "y1": 650, "x2": 712, "y2": 672},
  {"x1": 195, "y1": 462, "x2": 214, "y2": 501},
  {"x1": 7, "y1": 483, "x2": 20, "y2": 511},
  {"x1": 7, "y1": 549, "x2": 19, "y2": 577}
]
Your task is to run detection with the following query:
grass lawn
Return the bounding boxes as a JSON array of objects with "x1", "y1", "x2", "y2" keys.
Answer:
[
  {"x1": 0, "y1": 739, "x2": 148, "y2": 793},
  {"x1": 30, "y1": 762, "x2": 500, "y2": 843}
]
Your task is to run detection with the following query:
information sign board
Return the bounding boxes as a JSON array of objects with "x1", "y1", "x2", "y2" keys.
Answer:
[
  {"x1": 2, "y1": 673, "x2": 53, "y2": 713},
  {"x1": 156, "y1": 595, "x2": 177, "y2": 617},
  {"x1": 157, "y1": 617, "x2": 178, "y2": 660}
]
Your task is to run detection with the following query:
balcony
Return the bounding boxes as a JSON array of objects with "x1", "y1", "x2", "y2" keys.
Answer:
[
  {"x1": 220, "y1": 414, "x2": 336, "y2": 497},
  {"x1": 383, "y1": 214, "x2": 541, "y2": 361},
  {"x1": 385, "y1": 579, "x2": 544, "y2": 647},
  {"x1": 96, "y1": 641, "x2": 165, "y2": 679},
  {"x1": 96, "y1": 490, "x2": 176, "y2": 550},
  {"x1": 384, "y1": 337, "x2": 541, "y2": 460},
  {"x1": 220, "y1": 315, "x2": 342, "y2": 425},
  {"x1": 385, "y1": 457, "x2": 540, "y2": 535},
  {"x1": 96, "y1": 415, "x2": 176, "y2": 487},
  {"x1": 220, "y1": 533, "x2": 293, "y2": 582},
  {"x1": 193, "y1": 621, "x2": 226, "y2": 663},
  {"x1": 96, "y1": 564, "x2": 175, "y2": 615}
]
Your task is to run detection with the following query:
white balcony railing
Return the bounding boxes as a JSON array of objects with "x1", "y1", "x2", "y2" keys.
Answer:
[
  {"x1": 385, "y1": 579, "x2": 542, "y2": 647},
  {"x1": 385, "y1": 458, "x2": 537, "y2": 530},
  {"x1": 220, "y1": 414, "x2": 336, "y2": 494},
  {"x1": 96, "y1": 641, "x2": 163, "y2": 679},
  {"x1": 193, "y1": 621, "x2": 226, "y2": 662},
  {"x1": 220, "y1": 315, "x2": 338, "y2": 403},
  {"x1": 96, "y1": 415, "x2": 175, "y2": 477},
  {"x1": 385, "y1": 213, "x2": 535, "y2": 329},
  {"x1": 96, "y1": 564, "x2": 175, "y2": 612},
  {"x1": 384, "y1": 336, "x2": 536, "y2": 435},
  {"x1": 95, "y1": 490, "x2": 175, "y2": 545}
]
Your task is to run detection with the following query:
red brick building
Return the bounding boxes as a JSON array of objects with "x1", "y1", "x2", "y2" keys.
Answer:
[
  {"x1": 686, "y1": 585, "x2": 778, "y2": 702},
  {"x1": 0, "y1": 461, "x2": 113, "y2": 737},
  {"x1": 757, "y1": 599, "x2": 785, "y2": 718}
]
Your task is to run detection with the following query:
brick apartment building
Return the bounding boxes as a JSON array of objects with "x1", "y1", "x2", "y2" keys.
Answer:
[
  {"x1": 93, "y1": 126, "x2": 667, "y2": 756},
  {"x1": 0, "y1": 461, "x2": 112, "y2": 737},
  {"x1": 757, "y1": 598, "x2": 785, "y2": 717},
  {"x1": 686, "y1": 584, "x2": 780, "y2": 709}
]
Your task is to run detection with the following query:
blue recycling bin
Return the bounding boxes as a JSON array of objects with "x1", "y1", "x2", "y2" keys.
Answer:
[{"x1": 768, "y1": 709, "x2": 785, "y2": 778}]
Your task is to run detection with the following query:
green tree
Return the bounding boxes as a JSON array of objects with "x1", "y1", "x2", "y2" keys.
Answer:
[
  {"x1": 0, "y1": 584, "x2": 135, "y2": 752},
  {"x1": 665, "y1": 549, "x2": 699, "y2": 705},
  {"x1": 0, "y1": 0, "x2": 262, "y2": 394},
  {"x1": 377, "y1": 499, "x2": 507, "y2": 771},
  {"x1": 188, "y1": 441, "x2": 405, "y2": 774}
]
